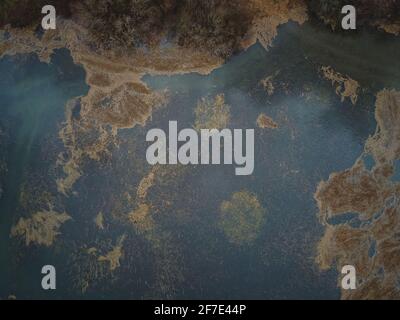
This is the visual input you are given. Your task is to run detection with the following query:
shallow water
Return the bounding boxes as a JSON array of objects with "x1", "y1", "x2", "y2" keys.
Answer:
[
  {"x1": 0, "y1": 49, "x2": 88, "y2": 298},
  {"x1": 1, "y1": 21, "x2": 400, "y2": 299}
]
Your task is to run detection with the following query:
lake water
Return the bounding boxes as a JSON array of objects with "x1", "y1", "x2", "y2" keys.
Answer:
[
  {"x1": 0, "y1": 49, "x2": 88, "y2": 298},
  {"x1": 1, "y1": 21, "x2": 400, "y2": 299}
]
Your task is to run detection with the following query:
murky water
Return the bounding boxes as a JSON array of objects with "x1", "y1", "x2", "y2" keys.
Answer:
[
  {"x1": 1, "y1": 21, "x2": 400, "y2": 299},
  {"x1": 0, "y1": 49, "x2": 88, "y2": 298}
]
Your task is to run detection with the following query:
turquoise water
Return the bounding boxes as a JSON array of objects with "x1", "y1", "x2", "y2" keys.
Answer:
[{"x1": 1, "y1": 21, "x2": 400, "y2": 299}]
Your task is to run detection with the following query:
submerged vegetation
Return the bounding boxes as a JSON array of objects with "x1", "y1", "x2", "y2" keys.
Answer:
[
  {"x1": 194, "y1": 94, "x2": 231, "y2": 130},
  {"x1": 219, "y1": 191, "x2": 266, "y2": 246},
  {"x1": 10, "y1": 209, "x2": 71, "y2": 246}
]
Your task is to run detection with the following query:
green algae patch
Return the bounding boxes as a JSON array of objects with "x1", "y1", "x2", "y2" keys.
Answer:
[
  {"x1": 219, "y1": 191, "x2": 266, "y2": 245},
  {"x1": 10, "y1": 209, "x2": 71, "y2": 246}
]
